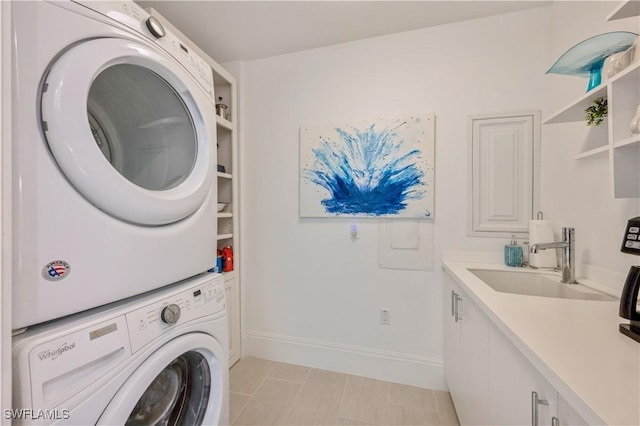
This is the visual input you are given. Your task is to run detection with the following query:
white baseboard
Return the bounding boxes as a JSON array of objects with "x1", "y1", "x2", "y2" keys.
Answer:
[{"x1": 242, "y1": 329, "x2": 447, "y2": 391}]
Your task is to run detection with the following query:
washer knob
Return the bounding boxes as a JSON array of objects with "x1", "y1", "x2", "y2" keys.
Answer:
[
  {"x1": 145, "y1": 16, "x2": 166, "y2": 39},
  {"x1": 161, "y1": 304, "x2": 181, "y2": 324}
]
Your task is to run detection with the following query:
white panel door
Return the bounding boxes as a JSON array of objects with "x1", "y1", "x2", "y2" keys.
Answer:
[{"x1": 470, "y1": 112, "x2": 539, "y2": 237}]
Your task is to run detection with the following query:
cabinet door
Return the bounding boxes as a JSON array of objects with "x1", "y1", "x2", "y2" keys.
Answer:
[
  {"x1": 488, "y1": 323, "x2": 557, "y2": 425},
  {"x1": 557, "y1": 394, "x2": 588, "y2": 426},
  {"x1": 225, "y1": 276, "x2": 240, "y2": 367},
  {"x1": 443, "y1": 273, "x2": 489, "y2": 425},
  {"x1": 443, "y1": 274, "x2": 461, "y2": 402},
  {"x1": 456, "y1": 286, "x2": 490, "y2": 425},
  {"x1": 469, "y1": 112, "x2": 540, "y2": 237}
]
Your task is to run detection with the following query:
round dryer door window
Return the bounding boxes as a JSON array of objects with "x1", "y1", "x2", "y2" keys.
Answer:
[
  {"x1": 88, "y1": 63, "x2": 197, "y2": 192},
  {"x1": 97, "y1": 334, "x2": 226, "y2": 425},
  {"x1": 41, "y1": 38, "x2": 215, "y2": 225}
]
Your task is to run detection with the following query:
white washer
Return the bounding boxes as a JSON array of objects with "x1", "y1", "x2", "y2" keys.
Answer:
[
  {"x1": 12, "y1": 273, "x2": 229, "y2": 425},
  {"x1": 11, "y1": 0, "x2": 220, "y2": 329}
]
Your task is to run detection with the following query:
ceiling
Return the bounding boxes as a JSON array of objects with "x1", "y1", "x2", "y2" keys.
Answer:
[{"x1": 136, "y1": 1, "x2": 551, "y2": 63}]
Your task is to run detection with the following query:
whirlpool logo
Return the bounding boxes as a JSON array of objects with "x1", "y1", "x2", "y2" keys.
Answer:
[{"x1": 36, "y1": 342, "x2": 76, "y2": 361}]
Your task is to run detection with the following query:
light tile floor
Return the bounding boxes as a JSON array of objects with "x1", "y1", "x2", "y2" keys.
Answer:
[{"x1": 230, "y1": 357, "x2": 460, "y2": 426}]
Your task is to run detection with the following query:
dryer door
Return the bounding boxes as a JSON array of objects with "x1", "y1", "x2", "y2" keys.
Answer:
[
  {"x1": 41, "y1": 38, "x2": 215, "y2": 226},
  {"x1": 97, "y1": 333, "x2": 227, "y2": 426}
]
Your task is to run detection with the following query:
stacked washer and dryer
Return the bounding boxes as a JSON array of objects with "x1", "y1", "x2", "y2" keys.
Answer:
[{"x1": 10, "y1": 0, "x2": 229, "y2": 424}]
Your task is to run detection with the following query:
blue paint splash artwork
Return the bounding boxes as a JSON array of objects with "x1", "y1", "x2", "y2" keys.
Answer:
[{"x1": 300, "y1": 114, "x2": 435, "y2": 218}]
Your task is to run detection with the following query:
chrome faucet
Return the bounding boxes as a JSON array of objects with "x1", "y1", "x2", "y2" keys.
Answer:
[{"x1": 530, "y1": 227, "x2": 576, "y2": 284}]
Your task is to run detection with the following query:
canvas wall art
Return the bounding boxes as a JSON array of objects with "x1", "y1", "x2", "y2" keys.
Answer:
[{"x1": 300, "y1": 114, "x2": 435, "y2": 218}]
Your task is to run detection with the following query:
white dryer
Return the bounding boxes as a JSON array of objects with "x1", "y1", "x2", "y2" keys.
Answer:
[
  {"x1": 11, "y1": 0, "x2": 219, "y2": 329},
  {"x1": 12, "y1": 273, "x2": 229, "y2": 425}
]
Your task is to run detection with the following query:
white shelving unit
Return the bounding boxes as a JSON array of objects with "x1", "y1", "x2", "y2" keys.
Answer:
[
  {"x1": 146, "y1": 8, "x2": 241, "y2": 367},
  {"x1": 544, "y1": 32, "x2": 640, "y2": 198},
  {"x1": 606, "y1": 0, "x2": 640, "y2": 21},
  {"x1": 212, "y1": 66, "x2": 241, "y2": 367}
]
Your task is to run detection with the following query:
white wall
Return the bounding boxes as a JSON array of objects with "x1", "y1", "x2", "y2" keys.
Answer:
[
  {"x1": 235, "y1": 7, "x2": 551, "y2": 389},
  {"x1": 234, "y1": 1, "x2": 640, "y2": 390},
  {"x1": 542, "y1": 1, "x2": 640, "y2": 288}
]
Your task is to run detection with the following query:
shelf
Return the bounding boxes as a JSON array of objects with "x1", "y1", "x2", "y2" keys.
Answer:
[
  {"x1": 216, "y1": 115, "x2": 233, "y2": 130},
  {"x1": 573, "y1": 145, "x2": 609, "y2": 160},
  {"x1": 614, "y1": 134, "x2": 640, "y2": 149},
  {"x1": 607, "y1": 0, "x2": 640, "y2": 21},
  {"x1": 546, "y1": 32, "x2": 638, "y2": 197},
  {"x1": 217, "y1": 212, "x2": 233, "y2": 218},
  {"x1": 614, "y1": 61, "x2": 640, "y2": 84},
  {"x1": 544, "y1": 84, "x2": 607, "y2": 124},
  {"x1": 217, "y1": 172, "x2": 233, "y2": 179},
  {"x1": 217, "y1": 233, "x2": 233, "y2": 240},
  {"x1": 544, "y1": 62, "x2": 639, "y2": 125}
]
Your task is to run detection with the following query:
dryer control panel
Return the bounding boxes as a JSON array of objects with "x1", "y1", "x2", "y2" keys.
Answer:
[
  {"x1": 72, "y1": 0, "x2": 215, "y2": 98},
  {"x1": 126, "y1": 275, "x2": 226, "y2": 353}
]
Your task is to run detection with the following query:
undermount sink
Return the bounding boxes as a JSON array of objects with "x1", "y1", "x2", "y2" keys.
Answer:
[{"x1": 469, "y1": 269, "x2": 616, "y2": 301}]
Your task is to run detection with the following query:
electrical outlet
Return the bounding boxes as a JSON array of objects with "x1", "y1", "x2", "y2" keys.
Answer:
[{"x1": 380, "y1": 308, "x2": 390, "y2": 325}]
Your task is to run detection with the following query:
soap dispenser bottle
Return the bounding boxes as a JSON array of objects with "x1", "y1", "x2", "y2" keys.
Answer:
[{"x1": 504, "y1": 235, "x2": 523, "y2": 267}]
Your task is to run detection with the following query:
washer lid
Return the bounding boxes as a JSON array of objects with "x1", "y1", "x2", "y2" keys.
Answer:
[
  {"x1": 97, "y1": 333, "x2": 226, "y2": 426},
  {"x1": 41, "y1": 38, "x2": 215, "y2": 226}
]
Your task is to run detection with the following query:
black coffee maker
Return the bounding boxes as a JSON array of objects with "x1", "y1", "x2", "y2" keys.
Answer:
[{"x1": 619, "y1": 216, "x2": 640, "y2": 343}]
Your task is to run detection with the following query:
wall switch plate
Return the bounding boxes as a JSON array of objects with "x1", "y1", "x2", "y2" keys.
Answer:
[{"x1": 380, "y1": 308, "x2": 390, "y2": 325}]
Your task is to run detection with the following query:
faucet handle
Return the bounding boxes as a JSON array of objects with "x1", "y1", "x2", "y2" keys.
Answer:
[{"x1": 562, "y1": 227, "x2": 575, "y2": 242}]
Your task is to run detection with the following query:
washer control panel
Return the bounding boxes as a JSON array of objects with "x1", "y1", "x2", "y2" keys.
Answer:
[
  {"x1": 126, "y1": 276, "x2": 225, "y2": 353},
  {"x1": 72, "y1": 0, "x2": 214, "y2": 97}
]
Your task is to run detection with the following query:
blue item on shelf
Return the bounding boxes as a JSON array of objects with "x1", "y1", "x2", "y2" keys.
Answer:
[{"x1": 546, "y1": 31, "x2": 638, "y2": 92}]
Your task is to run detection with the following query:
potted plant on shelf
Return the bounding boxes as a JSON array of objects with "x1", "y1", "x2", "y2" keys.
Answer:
[{"x1": 585, "y1": 97, "x2": 607, "y2": 126}]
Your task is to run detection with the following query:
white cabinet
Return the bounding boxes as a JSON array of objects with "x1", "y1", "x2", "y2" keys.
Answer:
[
  {"x1": 444, "y1": 274, "x2": 489, "y2": 425},
  {"x1": 444, "y1": 271, "x2": 590, "y2": 426},
  {"x1": 557, "y1": 395, "x2": 589, "y2": 426},
  {"x1": 488, "y1": 323, "x2": 559, "y2": 426},
  {"x1": 544, "y1": 2, "x2": 640, "y2": 198},
  {"x1": 606, "y1": 0, "x2": 640, "y2": 21},
  {"x1": 211, "y1": 56, "x2": 241, "y2": 368},
  {"x1": 468, "y1": 112, "x2": 540, "y2": 237},
  {"x1": 145, "y1": 8, "x2": 241, "y2": 367},
  {"x1": 224, "y1": 276, "x2": 241, "y2": 366}
]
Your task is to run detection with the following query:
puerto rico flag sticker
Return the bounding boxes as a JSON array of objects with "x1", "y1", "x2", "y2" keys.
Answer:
[{"x1": 42, "y1": 260, "x2": 71, "y2": 281}]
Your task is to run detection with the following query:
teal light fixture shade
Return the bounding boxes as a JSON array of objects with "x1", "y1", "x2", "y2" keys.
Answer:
[{"x1": 546, "y1": 31, "x2": 638, "y2": 92}]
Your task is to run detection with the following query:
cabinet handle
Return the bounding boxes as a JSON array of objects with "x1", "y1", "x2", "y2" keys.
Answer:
[
  {"x1": 531, "y1": 391, "x2": 549, "y2": 426},
  {"x1": 551, "y1": 417, "x2": 559, "y2": 426},
  {"x1": 454, "y1": 294, "x2": 465, "y2": 322},
  {"x1": 451, "y1": 290, "x2": 456, "y2": 317}
]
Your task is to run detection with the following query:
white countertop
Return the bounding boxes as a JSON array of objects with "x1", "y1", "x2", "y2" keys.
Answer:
[{"x1": 443, "y1": 260, "x2": 640, "y2": 426}]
